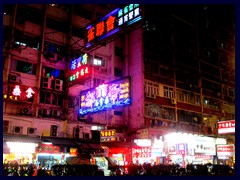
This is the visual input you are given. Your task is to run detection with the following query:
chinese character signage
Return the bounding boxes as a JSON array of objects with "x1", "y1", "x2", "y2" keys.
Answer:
[
  {"x1": 68, "y1": 53, "x2": 92, "y2": 86},
  {"x1": 217, "y1": 144, "x2": 235, "y2": 156},
  {"x1": 85, "y1": 4, "x2": 142, "y2": 49},
  {"x1": 4, "y1": 85, "x2": 35, "y2": 101},
  {"x1": 176, "y1": 143, "x2": 188, "y2": 155},
  {"x1": 217, "y1": 120, "x2": 235, "y2": 134},
  {"x1": 39, "y1": 144, "x2": 61, "y2": 154},
  {"x1": 100, "y1": 129, "x2": 116, "y2": 142},
  {"x1": 132, "y1": 147, "x2": 151, "y2": 158},
  {"x1": 79, "y1": 76, "x2": 131, "y2": 115}
]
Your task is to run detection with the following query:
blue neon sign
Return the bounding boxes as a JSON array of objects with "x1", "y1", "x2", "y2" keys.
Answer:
[{"x1": 79, "y1": 76, "x2": 131, "y2": 115}]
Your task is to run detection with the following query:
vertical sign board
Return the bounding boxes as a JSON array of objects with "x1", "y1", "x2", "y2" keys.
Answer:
[
  {"x1": 217, "y1": 120, "x2": 235, "y2": 134},
  {"x1": 79, "y1": 76, "x2": 131, "y2": 115},
  {"x1": 68, "y1": 53, "x2": 92, "y2": 86},
  {"x1": 85, "y1": 4, "x2": 142, "y2": 50}
]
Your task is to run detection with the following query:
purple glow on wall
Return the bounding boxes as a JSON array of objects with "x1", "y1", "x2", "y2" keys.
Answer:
[{"x1": 79, "y1": 77, "x2": 131, "y2": 115}]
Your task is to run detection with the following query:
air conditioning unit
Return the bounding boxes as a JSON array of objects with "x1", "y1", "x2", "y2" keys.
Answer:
[
  {"x1": 50, "y1": 125, "x2": 58, "y2": 136},
  {"x1": 54, "y1": 79, "x2": 63, "y2": 91},
  {"x1": 27, "y1": 127, "x2": 37, "y2": 135},
  {"x1": 9, "y1": 74, "x2": 20, "y2": 83},
  {"x1": 41, "y1": 108, "x2": 51, "y2": 116},
  {"x1": 13, "y1": 126, "x2": 23, "y2": 134},
  {"x1": 171, "y1": 98, "x2": 177, "y2": 105},
  {"x1": 73, "y1": 127, "x2": 81, "y2": 139},
  {"x1": 22, "y1": 107, "x2": 32, "y2": 115},
  {"x1": 3, "y1": 120, "x2": 10, "y2": 133},
  {"x1": 42, "y1": 77, "x2": 52, "y2": 89}
]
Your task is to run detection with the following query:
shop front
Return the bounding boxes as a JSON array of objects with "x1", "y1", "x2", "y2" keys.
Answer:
[
  {"x1": 3, "y1": 142, "x2": 38, "y2": 165},
  {"x1": 216, "y1": 144, "x2": 235, "y2": 167},
  {"x1": 164, "y1": 132, "x2": 218, "y2": 167},
  {"x1": 3, "y1": 134, "x2": 42, "y2": 165}
]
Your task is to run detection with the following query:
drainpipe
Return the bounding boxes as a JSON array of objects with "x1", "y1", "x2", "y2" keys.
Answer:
[{"x1": 34, "y1": 5, "x2": 47, "y2": 117}]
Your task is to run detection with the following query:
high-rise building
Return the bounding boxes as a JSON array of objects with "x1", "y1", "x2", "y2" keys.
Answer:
[{"x1": 3, "y1": 4, "x2": 235, "y2": 168}]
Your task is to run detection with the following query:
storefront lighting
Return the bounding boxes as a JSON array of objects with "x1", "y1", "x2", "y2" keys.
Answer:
[
  {"x1": 37, "y1": 153, "x2": 63, "y2": 157},
  {"x1": 92, "y1": 126, "x2": 98, "y2": 130},
  {"x1": 215, "y1": 138, "x2": 227, "y2": 145},
  {"x1": 6, "y1": 142, "x2": 36, "y2": 153},
  {"x1": 134, "y1": 139, "x2": 151, "y2": 146},
  {"x1": 112, "y1": 154, "x2": 122, "y2": 158},
  {"x1": 42, "y1": 142, "x2": 52, "y2": 145}
]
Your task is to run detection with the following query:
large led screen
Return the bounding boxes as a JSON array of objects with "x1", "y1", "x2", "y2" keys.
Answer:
[{"x1": 79, "y1": 76, "x2": 131, "y2": 115}]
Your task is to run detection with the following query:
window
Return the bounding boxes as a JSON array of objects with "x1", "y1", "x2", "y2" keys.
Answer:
[
  {"x1": 11, "y1": 59, "x2": 37, "y2": 75},
  {"x1": 13, "y1": 30, "x2": 40, "y2": 50},
  {"x1": 223, "y1": 102, "x2": 235, "y2": 114},
  {"x1": 115, "y1": 47, "x2": 124, "y2": 58},
  {"x1": 203, "y1": 96, "x2": 221, "y2": 110},
  {"x1": 163, "y1": 86, "x2": 174, "y2": 99},
  {"x1": 151, "y1": 62, "x2": 159, "y2": 74},
  {"x1": 40, "y1": 91, "x2": 63, "y2": 106},
  {"x1": 178, "y1": 110, "x2": 201, "y2": 124},
  {"x1": 42, "y1": 66, "x2": 64, "y2": 79},
  {"x1": 176, "y1": 89, "x2": 200, "y2": 105},
  {"x1": 144, "y1": 80, "x2": 159, "y2": 97},
  {"x1": 114, "y1": 68, "x2": 123, "y2": 77},
  {"x1": 93, "y1": 56, "x2": 106, "y2": 67},
  {"x1": 93, "y1": 78, "x2": 104, "y2": 87},
  {"x1": 44, "y1": 41, "x2": 66, "y2": 57},
  {"x1": 68, "y1": 96, "x2": 79, "y2": 109},
  {"x1": 145, "y1": 103, "x2": 176, "y2": 121}
]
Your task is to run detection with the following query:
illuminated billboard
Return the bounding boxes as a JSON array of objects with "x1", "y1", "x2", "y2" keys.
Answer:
[
  {"x1": 85, "y1": 4, "x2": 142, "y2": 49},
  {"x1": 217, "y1": 120, "x2": 235, "y2": 134},
  {"x1": 79, "y1": 76, "x2": 131, "y2": 115},
  {"x1": 67, "y1": 53, "x2": 92, "y2": 86},
  {"x1": 100, "y1": 129, "x2": 116, "y2": 142}
]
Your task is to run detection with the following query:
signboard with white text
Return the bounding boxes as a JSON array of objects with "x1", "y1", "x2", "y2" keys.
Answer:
[
  {"x1": 217, "y1": 120, "x2": 235, "y2": 134},
  {"x1": 217, "y1": 144, "x2": 235, "y2": 156}
]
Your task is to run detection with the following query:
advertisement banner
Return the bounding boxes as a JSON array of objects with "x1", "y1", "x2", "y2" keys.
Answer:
[
  {"x1": 217, "y1": 144, "x2": 235, "y2": 156},
  {"x1": 217, "y1": 120, "x2": 235, "y2": 134}
]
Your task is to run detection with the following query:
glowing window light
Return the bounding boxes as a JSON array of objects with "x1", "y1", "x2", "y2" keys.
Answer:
[{"x1": 6, "y1": 142, "x2": 36, "y2": 153}]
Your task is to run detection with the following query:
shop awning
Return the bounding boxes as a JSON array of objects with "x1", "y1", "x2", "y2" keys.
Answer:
[
  {"x1": 77, "y1": 142, "x2": 104, "y2": 153},
  {"x1": 3, "y1": 134, "x2": 42, "y2": 143},
  {"x1": 42, "y1": 137, "x2": 78, "y2": 147}
]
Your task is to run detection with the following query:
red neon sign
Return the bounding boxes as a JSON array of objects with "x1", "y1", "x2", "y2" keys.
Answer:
[
  {"x1": 12, "y1": 85, "x2": 35, "y2": 98},
  {"x1": 132, "y1": 147, "x2": 151, "y2": 158}
]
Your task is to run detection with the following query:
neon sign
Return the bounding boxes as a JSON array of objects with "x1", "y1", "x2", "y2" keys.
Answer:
[
  {"x1": 68, "y1": 53, "x2": 92, "y2": 85},
  {"x1": 85, "y1": 4, "x2": 142, "y2": 49},
  {"x1": 100, "y1": 129, "x2": 116, "y2": 142},
  {"x1": 12, "y1": 85, "x2": 35, "y2": 98},
  {"x1": 79, "y1": 76, "x2": 131, "y2": 115},
  {"x1": 132, "y1": 147, "x2": 151, "y2": 158}
]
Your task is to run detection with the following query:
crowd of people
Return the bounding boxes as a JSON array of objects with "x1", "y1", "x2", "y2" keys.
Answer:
[
  {"x1": 109, "y1": 163, "x2": 235, "y2": 176},
  {"x1": 3, "y1": 162, "x2": 235, "y2": 176}
]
